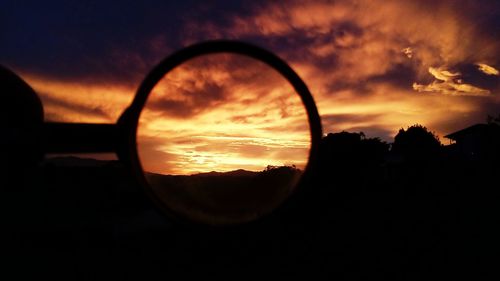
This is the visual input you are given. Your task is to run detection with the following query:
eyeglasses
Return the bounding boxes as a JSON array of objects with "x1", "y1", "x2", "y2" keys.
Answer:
[{"x1": 1, "y1": 40, "x2": 323, "y2": 225}]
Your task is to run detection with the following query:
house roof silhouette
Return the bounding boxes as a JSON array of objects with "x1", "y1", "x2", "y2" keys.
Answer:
[
  {"x1": 444, "y1": 124, "x2": 491, "y2": 141},
  {"x1": 444, "y1": 123, "x2": 500, "y2": 161},
  {"x1": 445, "y1": 123, "x2": 500, "y2": 144}
]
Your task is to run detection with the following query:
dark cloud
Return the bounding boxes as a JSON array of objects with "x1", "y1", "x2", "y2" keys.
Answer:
[
  {"x1": 1, "y1": 0, "x2": 219, "y2": 84},
  {"x1": 367, "y1": 63, "x2": 420, "y2": 90},
  {"x1": 324, "y1": 62, "x2": 419, "y2": 95},
  {"x1": 40, "y1": 92, "x2": 111, "y2": 121},
  {"x1": 0, "y1": 0, "x2": 285, "y2": 86},
  {"x1": 147, "y1": 81, "x2": 228, "y2": 118},
  {"x1": 455, "y1": 64, "x2": 500, "y2": 91},
  {"x1": 455, "y1": 0, "x2": 500, "y2": 40}
]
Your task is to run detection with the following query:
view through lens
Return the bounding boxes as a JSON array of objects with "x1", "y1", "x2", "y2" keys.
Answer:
[{"x1": 137, "y1": 54, "x2": 311, "y2": 224}]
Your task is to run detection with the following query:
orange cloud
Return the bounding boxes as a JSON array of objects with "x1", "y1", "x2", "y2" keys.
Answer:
[
  {"x1": 476, "y1": 63, "x2": 499, "y2": 76},
  {"x1": 200, "y1": 0, "x2": 499, "y2": 137},
  {"x1": 413, "y1": 67, "x2": 491, "y2": 97},
  {"x1": 136, "y1": 54, "x2": 311, "y2": 175},
  {"x1": 19, "y1": 0, "x2": 500, "y2": 175},
  {"x1": 210, "y1": 0, "x2": 498, "y2": 85},
  {"x1": 22, "y1": 73, "x2": 134, "y2": 123}
]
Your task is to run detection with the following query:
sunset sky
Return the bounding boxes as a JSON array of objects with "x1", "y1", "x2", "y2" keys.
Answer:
[{"x1": 2, "y1": 0, "x2": 499, "y2": 174}]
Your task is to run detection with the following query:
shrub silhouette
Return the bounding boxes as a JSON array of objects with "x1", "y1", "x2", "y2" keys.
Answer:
[
  {"x1": 391, "y1": 124, "x2": 441, "y2": 163},
  {"x1": 319, "y1": 131, "x2": 389, "y2": 169}
]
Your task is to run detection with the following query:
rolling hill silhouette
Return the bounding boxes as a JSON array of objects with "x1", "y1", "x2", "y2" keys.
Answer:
[
  {"x1": 191, "y1": 169, "x2": 259, "y2": 177},
  {"x1": 146, "y1": 166, "x2": 302, "y2": 224}
]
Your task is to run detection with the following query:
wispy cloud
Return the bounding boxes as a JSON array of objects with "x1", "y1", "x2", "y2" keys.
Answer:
[
  {"x1": 413, "y1": 81, "x2": 490, "y2": 97},
  {"x1": 476, "y1": 63, "x2": 499, "y2": 76},
  {"x1": 413, "y1": 67, "x2": 491, "y2": 96},
  {"x1": 22, "y1": 73, "x2": 134, "y2": 123}
]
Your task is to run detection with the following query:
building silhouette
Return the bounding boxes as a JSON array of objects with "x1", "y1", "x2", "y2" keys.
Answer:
[{"x1": 445, "y1": 123, "x2": 500, "y2": 162}]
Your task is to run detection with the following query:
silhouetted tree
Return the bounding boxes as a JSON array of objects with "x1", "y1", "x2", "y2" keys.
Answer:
[
  {"x1": 319, "y1": 131, "x2": 389, "y2": 169},
  {"x1": 316, "y1": 131, "x2": 389, "y2": 201},
  {"x1": 265, "y1": 164, "x2": 298, "y2": 172},
  {"x1": 391, "y1": 124, "x2": 441, "y2": 163},
  {"x1": 321, "y1": 132, "x2": 362, "y2": 162},
  {"x1": 360, "y1": 137, "x2": 390, "y2": 165}
]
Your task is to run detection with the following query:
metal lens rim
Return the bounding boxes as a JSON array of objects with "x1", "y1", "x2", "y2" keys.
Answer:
[{"x1": 124, "y1": 40, "x2": 323, "y2": 225}]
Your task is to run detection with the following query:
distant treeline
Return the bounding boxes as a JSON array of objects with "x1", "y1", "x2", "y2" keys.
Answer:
[{"x1": 319, "y1": 120, "x2": 500, "y2": 170}]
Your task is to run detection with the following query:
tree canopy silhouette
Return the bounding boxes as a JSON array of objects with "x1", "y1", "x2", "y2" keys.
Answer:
[
  {"x1": 319, "y1": 131, "x2": 389, "y2": 169},
  {"x1": 391, "y1": 124, "x2": 441, "y2": 162}
]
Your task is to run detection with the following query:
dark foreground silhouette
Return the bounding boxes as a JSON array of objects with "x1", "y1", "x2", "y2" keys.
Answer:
[
  {"x1": 1, "y1": 122, "x2": 499, "y2": 280},
  {"x1": 3, "y1": 48, "x2": 499, "y2": 279},
  {"x1": 3, "y1": 140, "x2": 500, "y2": 280}
]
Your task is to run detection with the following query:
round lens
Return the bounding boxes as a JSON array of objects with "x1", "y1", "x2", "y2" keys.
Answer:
[{"x1": 136, "y1": 53, "x2": 312, "y2": 225}]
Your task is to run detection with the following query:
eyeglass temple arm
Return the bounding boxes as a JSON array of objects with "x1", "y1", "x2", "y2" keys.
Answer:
[{"x1": 43, "y1": 122, "x2": 118, "y2": 154}]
